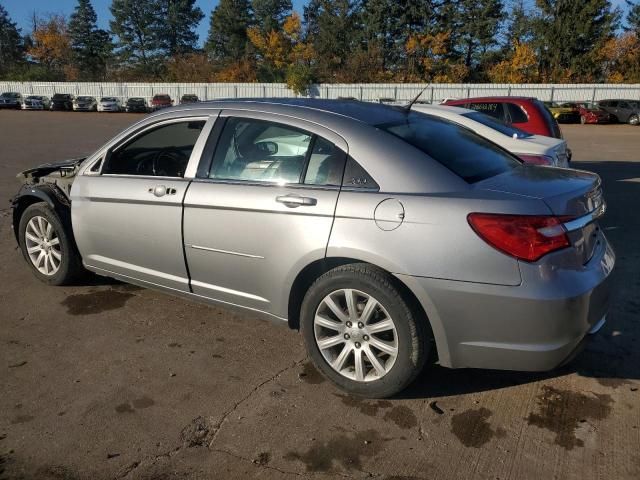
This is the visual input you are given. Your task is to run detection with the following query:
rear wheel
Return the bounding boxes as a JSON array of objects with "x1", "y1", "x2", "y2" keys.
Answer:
[
  {"x1": 300, "y1": 264, "x2": 428, "y2": 398},
  {"x1": 629, "y1": 114, "x2": 639, "y2": 126},
  {"x1": 18, "y1": 203, "x2": 85, "y2": 285},
  {"x1": 580, "y1": 115, "x2": 587, "y2": 124}
]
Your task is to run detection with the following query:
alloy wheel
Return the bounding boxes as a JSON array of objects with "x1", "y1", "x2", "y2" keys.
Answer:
[
  {"x1": 313, "y1": 289, "x2": 398, "y2": 382},
  {"x1": 25, "y1": 216, "x2": 62, "y2": 276}
]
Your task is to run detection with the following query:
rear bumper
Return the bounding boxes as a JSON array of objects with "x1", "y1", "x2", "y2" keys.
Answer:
[{"x1": 398, "y1": 232, "x2": 615, "y2": 371}]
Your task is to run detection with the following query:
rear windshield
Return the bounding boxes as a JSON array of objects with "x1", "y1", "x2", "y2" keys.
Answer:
[
  {"x1": 377, "y1": 113, "x2": 521, "y2": 183},
  {"x1": 462, "y1": 112, "x2": 532, "y2": 138},
  {"x1": 154, "y1": 95, "x2": 170, "y2": 101},
  {"x1": 128, "y1": 98, "x2": 144, "y2": 103},
  {"x1": 182, "y1": 95, "x2": 197, "y2": 101},
  {"x1": 2, "y1": 92, "x2": 20, "y2": 98},
  {"x1": 535, "y1": 100, "x2": 562, "y2": 138},
  {"x1": 52, "y1": 94, "x2": 69, "y2": 99}
]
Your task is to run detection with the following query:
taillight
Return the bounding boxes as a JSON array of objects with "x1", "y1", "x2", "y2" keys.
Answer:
[
  {"x1": 467, "y1": 213, "x2": 571, "y2": 262},
  {"x1": 517, "y1": 154, "x2": 554, "y2": 165}
]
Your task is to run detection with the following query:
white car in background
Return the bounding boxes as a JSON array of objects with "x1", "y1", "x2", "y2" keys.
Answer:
[
  {"x1": 97, "y1": 97, "x2": 123, "y2": 112},
  {"x1": 412, "y1": 104, "x2": 570, "y2": 167}
]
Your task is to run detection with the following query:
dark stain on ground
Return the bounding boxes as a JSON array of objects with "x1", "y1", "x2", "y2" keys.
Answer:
[
  {"x1": 132, "y1": 396, "x2": 155, "y2": 409},
  {"x1": 115, "y1": 403, "x2": 135, "y2": 414},
  {"x1": 595, "y1": 377, "x2": 630, "y2": 389},
  {"x1": 255, "y1": 452, "x2": 271, "y2": 465},
  {"x1": 527, "y1": 385, "x2": 613, "y2": 450},
  {"x1": 451, "y1": 408, "x2": 505, "y2": 448},
  {"x1": 298, "y1": 362, "x2": 326, "y2": 384},
  {"x1": 61, "y1": 289, "x2": 136, "y2": 315},
  {"x1": 181, "y1": 416, "x2": 216, "y2": 447},
  {"x1": 336, "y1": 394, "x2": 392, "y2": 416},
  {"x1": 167, "y1": 342, "x2": 182, "y2": 348},
  {"x1": 211, "y1": 354, "x2": 223, "y2": 359},
  {"x1": 34, "y1": 464, "x2": 83, "y2": 480},
  {"x1": 10, "y1": 415, "x2": 34, "y2": 424},
  {"x1": 284, "y1": 429, "x2": 386, "y2": 472},
  {"x1": 8, "y1": 361, "x2": 27, "y2": 368},
  {"x1": 383, "y1": 405, "x2": 418, "y2": 429}
]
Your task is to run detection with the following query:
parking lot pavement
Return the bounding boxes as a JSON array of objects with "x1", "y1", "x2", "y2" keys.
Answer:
[{"x1": 0, "y1": 111, "x2": 639, "y2": 480}]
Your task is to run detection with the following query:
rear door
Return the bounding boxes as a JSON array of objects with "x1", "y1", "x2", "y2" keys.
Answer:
[
  {"x1": 72, "y1": 115, "x2": 212, "y2": 291},
  {"x1": 182, "y1": 111, "x2": 348, "y2": 318}
]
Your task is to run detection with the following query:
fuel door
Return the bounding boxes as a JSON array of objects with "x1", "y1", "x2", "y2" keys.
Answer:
[{"x1": 374, "y1": 198, "x2": 405, "y2": 231}]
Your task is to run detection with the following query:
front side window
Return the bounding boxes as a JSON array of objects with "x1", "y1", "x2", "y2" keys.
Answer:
[
  {"x1": 209, "y1": 117, "x2": 345, "y2": 186},
  {"x1": 103, "y1": 120, "x2": 205, "y2": 177}
]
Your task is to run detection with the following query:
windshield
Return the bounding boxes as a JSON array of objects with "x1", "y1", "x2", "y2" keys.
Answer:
[
  {"x1": 2, "y1": 92, "x2": 19, "y2": 98},
  {"x1": 377, "y1": 113, "x2": 521, "y2": 183},
  {"x1": 462, "y1": 112, "x2": 532, "y2": 138},
  {"x1": 52, "y1": 94, "x2": 68, "y2": 99},
  {"x1": 77, "y1": 96, "x2": 93, "y2": 101},
  {"x1": 154, "y1": 95, "x2": 170, "y2": 101},
  {"x1": 101, "y1": 97, "x2": 117, "y2": 102},
  {"x1": 26, "y1": 96, "x2": 41, "y2": 100},
  {"x1": 129, "y1": 98, "x2": 144, "y2": 103}
]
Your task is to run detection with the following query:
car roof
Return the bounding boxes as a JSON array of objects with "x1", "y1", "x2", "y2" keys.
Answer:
[
  {"x1": 447, "y1": 96, "x2": 536, "y2": 103},
  {"x1": 155, "y1": 98, "x2": 416, "y2": 127}
]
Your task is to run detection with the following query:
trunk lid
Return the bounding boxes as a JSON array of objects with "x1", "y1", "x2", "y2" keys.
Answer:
[{"x1": 474, "y1": 165, "x2": 604, "y2": 264}]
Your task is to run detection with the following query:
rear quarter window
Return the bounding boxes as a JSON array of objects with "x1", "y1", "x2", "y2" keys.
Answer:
[{"x1": 378, "y1": 113, "x2": 521, "y2": 183}]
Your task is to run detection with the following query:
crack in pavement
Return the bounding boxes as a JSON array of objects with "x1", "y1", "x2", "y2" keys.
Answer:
[
  {"x1": 206, "y1": 356, "x2": 308, "y2": 447},
  {"x1": 116, "y1": 356, "x2": 308, "y2": 479}
]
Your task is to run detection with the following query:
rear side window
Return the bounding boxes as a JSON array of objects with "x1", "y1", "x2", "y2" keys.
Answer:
[
  {"x1": 505, "y1": 103, "x2": 528, "y2": 123},
  {"x1": 304, "y1": 137, "x2": 347, "y2": 186},
  {"x1": 377, "y1": 113, "x2": 521, "y2": 183},
  {"x1": 462, "y1": 112, "x2": 532, "y2": 138},
  {"x1": 342, "y1": 157, "x2": 379, "y2": 190},
  {"x1": 466, "y1": 102, "x2": 504, "y2": 120}
]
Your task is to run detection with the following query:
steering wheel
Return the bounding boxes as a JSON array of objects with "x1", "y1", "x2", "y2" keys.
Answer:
[{"x1": 136, "y1": 147, "x2": 186, "y2": 177}]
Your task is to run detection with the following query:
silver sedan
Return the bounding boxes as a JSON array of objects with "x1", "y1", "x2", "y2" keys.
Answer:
[{"x1": 11, "y1": 99, "x2": 614, "y2": 398}]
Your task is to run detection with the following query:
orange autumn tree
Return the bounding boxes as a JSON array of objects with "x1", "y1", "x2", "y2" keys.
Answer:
[
  {"x1": 405, "y1": 31, "x2": 468, "y2": 83},
  {"x1": 247, "y1": 12, "x2": 315, "y2": 94},
  {"x1": 488, "y1": 41, "x2": 539, "y2": 83},
  {"x1": 28, "y1": 15, "x2": 72, "y2": 79},
  {"x1": 597, "y1": 32, "x2": 640, "y2": 83}
]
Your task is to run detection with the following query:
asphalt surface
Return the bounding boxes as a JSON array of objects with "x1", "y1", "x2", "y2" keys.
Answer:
[{"x1": 1, "y1": 111, "x2": 639, "y2": 480}]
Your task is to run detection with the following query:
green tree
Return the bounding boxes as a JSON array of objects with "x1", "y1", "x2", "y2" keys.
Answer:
[
  {"x1": 110, "y1": 0, "x2": 162, "y2": 77},
  {"x1": 68, "y1": 0, "x2": 112, "y2": 80},
  {"x1": 0, "y1": 5, "x2": 25, "y2": 77},
  {"x1": 533, "y1": 0, "x2": 618, "y2": 81},
  {"x1": 303, "y1": 0, "x2": 363, "y2": 81},
  {"x1": 626, "y1": 1, "x2": 640, "y2": 34},
  {"x1": 450, "y1": 0, "x2": 505, "y2": 70},
  {"x1": 253, "y1": 0, "x2": 292, "y2": 34},
  {"x1": 157, "y1": 0, "x2": 204, "y2": 55},
  {"x1": 206, "y1": 0, "x2": 253, "y2": 62}
]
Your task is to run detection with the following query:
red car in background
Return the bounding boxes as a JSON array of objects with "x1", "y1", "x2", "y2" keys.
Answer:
[
  {"x1": 561, "y1": 102, "x2": 613, "y2": 124},
  {"x1": 443, "y1": 96, "x2": 563, "y2": 139},
  {"x1": 150, "y1": 94, "x2": 173, "y2": 111}
]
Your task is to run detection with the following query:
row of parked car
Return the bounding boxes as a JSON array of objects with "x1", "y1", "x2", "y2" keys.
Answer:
[
  {"x1": 0, "y1": 92, "x2": 200, "y2": 112},
  {"x1": 541, "y1": 100, "x2": 640, "y2": 125}
]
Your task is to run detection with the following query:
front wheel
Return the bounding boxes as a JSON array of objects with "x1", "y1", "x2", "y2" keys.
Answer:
[
  {"x1": 629, "y1": 114, "x2": 639, "y2": 126},
  {"x1": 300, "y1": 264, "x2": 429, "y2": 398},
  {"x1": 580, "y1": 115, "x2": 587, "y2": 124},
  {"x1": 18, "y1": 203, "x2": 85, "y2": 285}
]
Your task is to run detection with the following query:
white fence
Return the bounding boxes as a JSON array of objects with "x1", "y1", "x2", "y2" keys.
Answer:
[{"x1": 2, "y1": 81, "x2": 640, "y2": 104}]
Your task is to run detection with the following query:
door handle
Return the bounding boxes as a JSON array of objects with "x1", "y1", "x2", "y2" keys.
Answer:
[
  {"x1": 148, "y1": 185, "x2": 177, "y2": 197},
  {"x1": 276, "y1": 194, "x2": 317, "y2": 207}
]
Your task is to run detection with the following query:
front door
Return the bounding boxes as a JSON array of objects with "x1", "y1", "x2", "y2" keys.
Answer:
[
  {"x1": 71, "y1": 116, "x2": 210, "y2": 292},
  {"x1": 183, "y1": 112, "x2": 348, "y2": 318}
]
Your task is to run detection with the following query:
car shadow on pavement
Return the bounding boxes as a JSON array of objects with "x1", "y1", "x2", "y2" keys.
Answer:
[{"x1": 399, "y1": 160, "x2": 640, "y2": 399}]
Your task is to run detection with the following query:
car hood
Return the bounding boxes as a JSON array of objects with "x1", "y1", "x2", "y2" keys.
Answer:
[{"x1": 18, "y1": 157, "x2": 87, "y2": 181}]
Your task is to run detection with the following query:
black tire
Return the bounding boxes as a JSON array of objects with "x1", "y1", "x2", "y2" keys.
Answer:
[
  {"x1": 300, "y1": 263, "x2": 429, "y2": 398},
  {"x1": 18, "y1": 202, "x2": 85, "y2": 286}
]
